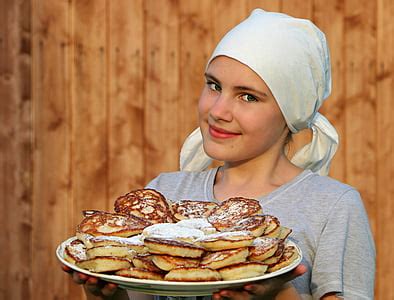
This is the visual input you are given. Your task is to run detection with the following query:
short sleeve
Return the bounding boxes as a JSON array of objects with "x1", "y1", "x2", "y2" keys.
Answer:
[
  {"x1": 144, "y1": 174, "x2": 161, "y2": 189},
  {"x1": 311, "y1": 189, "x2": 375, "y2": 299}
]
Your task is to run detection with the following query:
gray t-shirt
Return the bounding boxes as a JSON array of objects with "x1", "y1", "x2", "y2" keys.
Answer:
[{"x1": 129, "y1": 168, "x2": 375, "y2": 300}]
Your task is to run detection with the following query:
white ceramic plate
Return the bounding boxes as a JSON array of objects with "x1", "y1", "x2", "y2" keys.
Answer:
[{"x1": 57, "y1": 236, "x2": 302, "y2": 296}]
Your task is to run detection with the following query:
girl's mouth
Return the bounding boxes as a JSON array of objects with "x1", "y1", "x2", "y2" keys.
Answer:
[{"x1": 208, "y1": 125, "x2": 241, "y2": 139}]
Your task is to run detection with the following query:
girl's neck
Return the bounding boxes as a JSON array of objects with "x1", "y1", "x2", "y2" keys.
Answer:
[{"x1": 213, "y1": 151, "x2": 303, "y2": 201}]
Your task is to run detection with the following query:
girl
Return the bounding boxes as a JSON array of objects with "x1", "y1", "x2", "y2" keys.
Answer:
[{"x1": 64, "y1": 9, "x2": 375, "y2": 300}]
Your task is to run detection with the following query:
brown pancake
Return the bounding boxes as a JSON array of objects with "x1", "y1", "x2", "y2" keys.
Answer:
[
  {"x1": 76, "y1": 257, "x2": 131, "y2": 273},
  {"x1": 207, "y1": 197, "x2": 263, "y2": 231},
  {"x1": 262, "y1": 241, "x2": 285, "y2": 264},
  {"x1": 225, "y1": 215, "x2": 267, "y2": 237},
  {"x1": 76, "y1": 233, "x2": 148, "y2": 253},
  {"x1": 64, "y1": 239, "x2": 87, "y2": 264},
  {"x1": 261, "y1": 215, "x2": 281, "y2": 237},
  {"x1": 115, "y1": 267, "x2": 164, "y2": 280},
  {"x1": 200, "y1": 247, "x2": 249, "y2": 269},
  {"x1": 86, "y1": 245, "x2": 136, "y2": 259},
  {"x1": 197, "y1": 231, "x2": 255, "y2": 251},
  {"x1": 151, "y1": 255, "x2": 200, "y2": 271},
  {"x1": 171, "y1": 200, "x2": 218, "y2": 221},
  {"x1": 114, "y1": 189, "x2": 174, "y2": 223},
  {"x1": 278, "y1": 226, "x2": 292, "y2": 239},
  {"x1": 164, "y1": 267, "x2": 222, "y2": 282},
  {"x1": 144, "y1": 237, "x2": 205, "y2": 258},
  {"x1": 248, "y1": 237, "x2": 284, "y2": 261},
  {"x1": 77, "y1": 210, "x2": 152, "y2": 237},
  {"x1": 218, "y1": 261, "x2": 268, "y2": 280},
  {"x1": 267, "y1": 245, "x2": 299, "y2": 272},
  {"x1": 132, "y1": 254, "x2": 164, "y2": 273}
]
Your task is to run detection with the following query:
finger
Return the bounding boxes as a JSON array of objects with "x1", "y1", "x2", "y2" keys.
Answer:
[
  {"x1": 218, "y1": 289, "x2": 250, "y2": 300},
  {"x1": 244, "y1": 283, "x2": 270, "y2": 295},
  {"x1": 276, "y1": 264, "x2": 307, "y2": 283},
  {"x1": 85, "y1": 277, "x2": 102, "y2": 296},
  {"x1": 212, "y1": 292, "x2": 222, "y2": 300},
  {"x1": 243, "y1": 265, "x2": 307, "y2": 296},
  {"x1": 86, "y1": 277, "x2": 99, "y2": 285},
  {"x1": 293, "y1": 264, "x2": 308, "y2": 276},
  {"x1": 61, "y1": 265, "x2": 73, "y2": 274},
  {"x1": 101, "y1": 283, "x2": 118, "y2": 297},
  {"x1": 72, "y1": 272, "x2": 88, "y2": 284}
]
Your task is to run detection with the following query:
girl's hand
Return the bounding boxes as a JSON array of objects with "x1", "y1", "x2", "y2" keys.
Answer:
[
  {"x1": 212, "y1": 264, "x2": 307, "y2": 300},
  {"x1": 61, "y1": 265, "x2": 120, "y2": 298}
]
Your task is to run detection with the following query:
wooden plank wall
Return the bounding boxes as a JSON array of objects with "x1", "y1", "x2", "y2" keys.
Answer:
[{"x1": 1, "y1": 0, "x2": 393, "y2": 299}]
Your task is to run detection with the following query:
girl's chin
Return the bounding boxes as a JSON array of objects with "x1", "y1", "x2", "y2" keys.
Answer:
[{"x1": 203, "y1": 145, "x2": 240, "y2": 162}]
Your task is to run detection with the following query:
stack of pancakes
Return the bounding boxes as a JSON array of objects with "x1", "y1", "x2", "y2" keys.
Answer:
[{"x1": 64, "y1": 188, "x2": 299, "y2": 281}]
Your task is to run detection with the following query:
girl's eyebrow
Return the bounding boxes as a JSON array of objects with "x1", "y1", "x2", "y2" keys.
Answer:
[
  {"x1": 204, "y1": 73, "x2": 221, "y2": 84},
  {"x1": 204, "y1": 72, "x2": 269, "y2": 98}
]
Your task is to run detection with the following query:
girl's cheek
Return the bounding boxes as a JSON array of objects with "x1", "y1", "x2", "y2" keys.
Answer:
[{"x1": 198, "y1": 92, "x2": 212, "y2": 116}]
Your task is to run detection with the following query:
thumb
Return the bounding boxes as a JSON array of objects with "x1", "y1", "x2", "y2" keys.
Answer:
[{"x1": 244, "y1": 264, "x2": 307, "y2": 295}]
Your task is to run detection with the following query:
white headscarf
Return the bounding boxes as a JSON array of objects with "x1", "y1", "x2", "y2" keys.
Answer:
[{"x1": 180, "y1": 9, "x2": 338, "y2": 176}]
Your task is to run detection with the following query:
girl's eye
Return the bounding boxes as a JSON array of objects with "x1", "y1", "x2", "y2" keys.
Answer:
[
  {"x1": 241, "y1": 94, "x2": 258, "y2": 102},
  {"x1": 207, "y1": 82, "x2": 221, "y2": 92}
]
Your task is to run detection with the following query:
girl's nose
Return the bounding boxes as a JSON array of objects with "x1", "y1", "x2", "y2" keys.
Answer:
[{"x1": 209, "y1": 93, "x2": 233, "y2": 122}]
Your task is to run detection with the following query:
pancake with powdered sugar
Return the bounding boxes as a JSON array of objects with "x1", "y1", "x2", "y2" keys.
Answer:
[
  {"x1": 142, "y1": 223, "x2": 205, "y2": 243},
  {"x1": 77, "y1": 210, "x2": 152, "y2": 237},
  {"x1": 207, "y1": 197, "x2": 262, "y2": 231},
  {"x1": 114, "y1": 189, "x2": 175, "y2": 223},
  {"x1": 171, "y1": 200, "x2": 218, "y2": 221},
  {"x1": 248, "y1": 236, "x2": 284, "y2": 261},
  {"x1": 196, "y1": 230, "x2": 255, "y2": 251}
]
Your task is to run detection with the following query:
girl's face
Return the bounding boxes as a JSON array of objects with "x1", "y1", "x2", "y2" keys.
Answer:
[{"x1": 198, "y1": 56, "x2": 288, "y2": 164}]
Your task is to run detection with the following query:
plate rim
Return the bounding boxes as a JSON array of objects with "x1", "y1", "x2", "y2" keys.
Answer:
[{"x1": 57, "y1": 236, "x2": 302, "y2": 294}]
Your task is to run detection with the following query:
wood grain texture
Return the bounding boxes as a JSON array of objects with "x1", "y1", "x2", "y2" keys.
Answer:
[
  {"x1": 179, "y1": 0, "x2": 214, "y2": 146},
  {"x1": 2, "y1": 1, "x2": 393, "y2": 299},
  {"x1": 281, "y1": 0, "x2": 313, "y2": 19},
  {"x1": 213, "y1": 0, "x2": 248, "y2": 41},
  {"x1": 72, "y1": 0, "x2": 108, "y2": 217},
  {"x1": 144, "y1": 0, "x2": 180, "y2": 179},
  {"x1": 31, "y1": 0, "x2": 73, "y2": 298},
  {"x1": 376, "y1": 0, "x2": 394, "y2": 298},
  {"x1": 246, "y1": 0, "x2": 281, "y2": 12},
  {"x1": 344, "y1": 0, "x2": 377, "y2": 233},
  {"x1": 0, "y1": 0, "x2": 32, "y2": 299},
  {"x1": 107, "y1": 0, "x2": 145, "y2": 203}
]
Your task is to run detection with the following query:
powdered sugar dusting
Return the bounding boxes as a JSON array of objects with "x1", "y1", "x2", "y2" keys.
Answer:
[
  {"x1": 196, "y1": 230, "x2": 253, "y2": 242},
  {"x1": 252, "y1": 237, "x2": 278, "y2": 247},
  {"x1": 176, "y1": 218, "x2": 217, "y2": 234},
  {"x1": 67, "y1": 241, "x2": 87, "y2": 261},
  {"x1": 143, "y1": 223, "x2": 205, "y2": 240},
  {"x1": 207, "y1": 198, "x2": 262, "y2": 226},
  {"x1": 90, "y1": 234, "x2": 144, "y2": 246}
]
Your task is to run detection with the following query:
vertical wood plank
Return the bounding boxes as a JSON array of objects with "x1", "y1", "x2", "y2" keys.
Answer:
[
  {"x1": 72, "y1": 0, "x2": 108, "y2": 217},
  {"x1": 280, "y1": 0, "x2": 313, "y2": 18},
  {"x1": 246, "y1": 0, "x2": 281, "y2": 12},
  {"x1": 313, "y1": 0, "x2": 346, "y2": 181},
  {"x1": 344, "y1": 0, "x2": 377, "y2": 237},
  {"x1": 108, "y1": 0, "x2": 145, "y2": 201},
  {"x1": 31, "y1": 0, "x2": 73, "y2": 298},
  {"x1": 0, "y1": 0, "x2": 32, "y2": 299},
  {"x1": 376, "y1": 0, "x2": 394, "y2": 298},
  {"x1": 144, "y1": 0, "x2": 180, "y2": 179},
  {"x1": 213, "y1": 0, "x2": 248, "y2": 42},
  {"x1": 178, "y1": 0, "x2": 214, "y2": 147}
]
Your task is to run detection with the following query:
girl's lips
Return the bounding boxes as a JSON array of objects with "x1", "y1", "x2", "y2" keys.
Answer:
[{"x1": 208, "y1": 125, "x2": 241, "y2": 139}]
